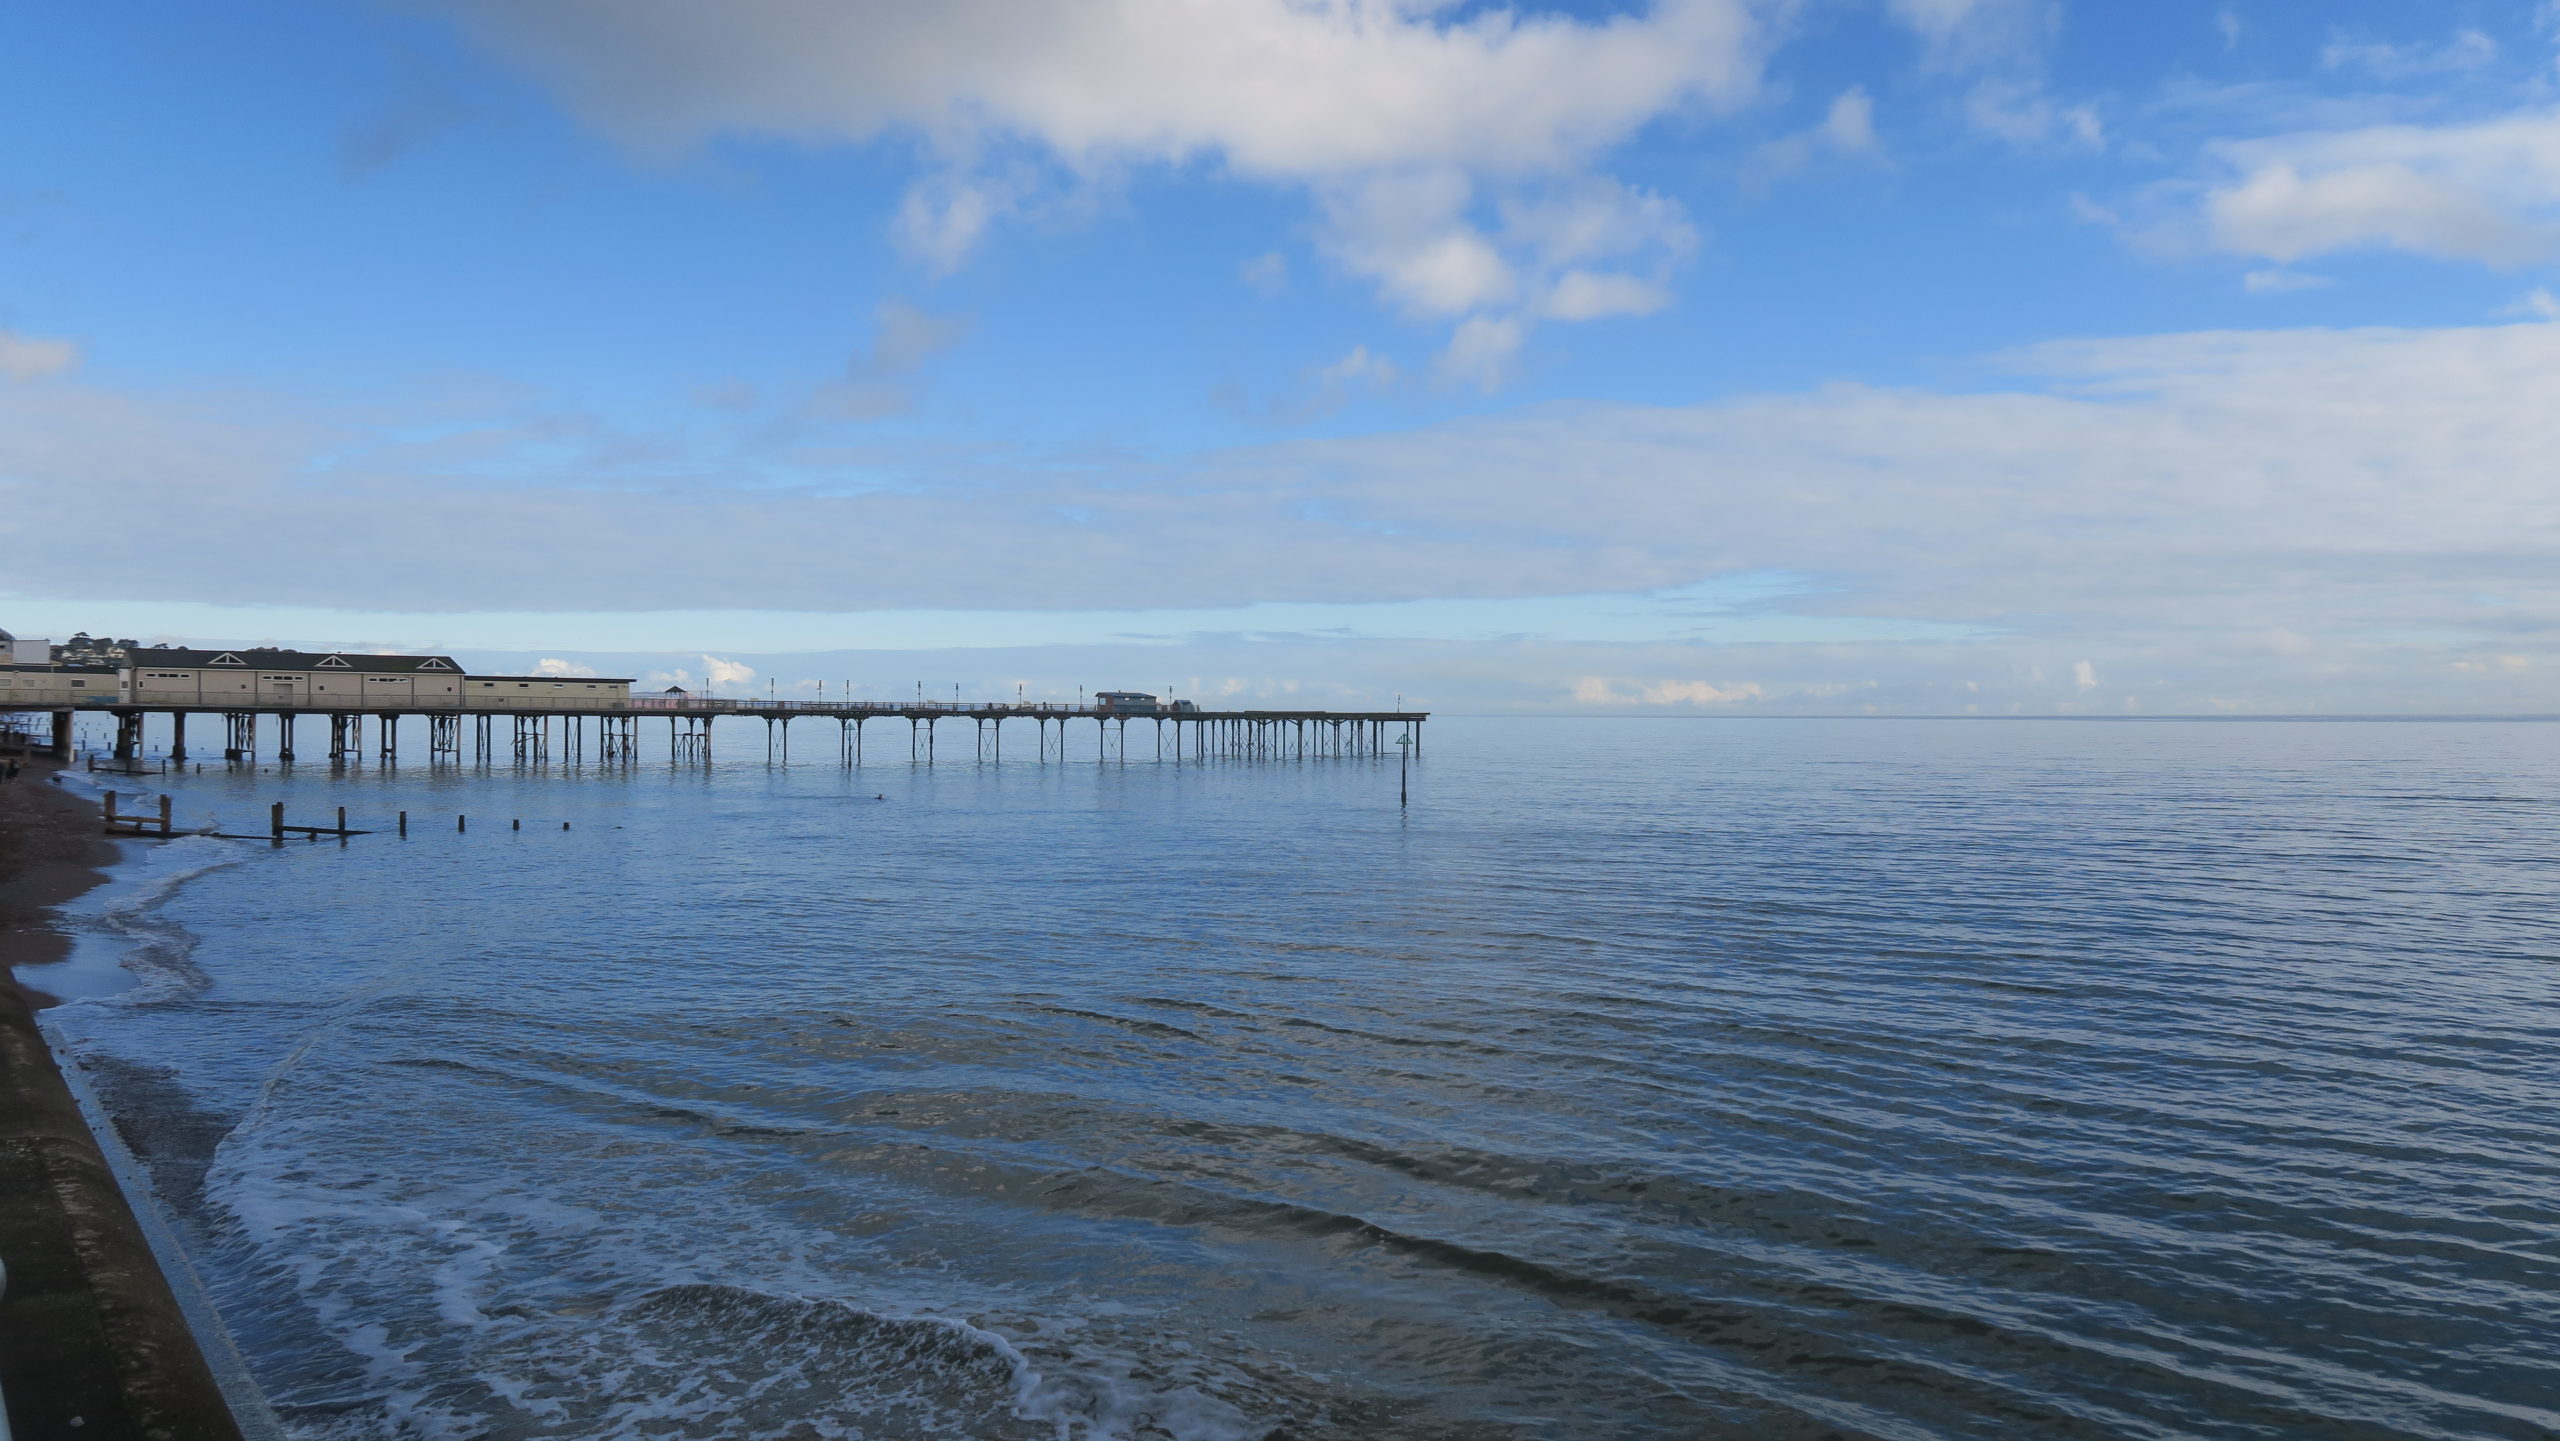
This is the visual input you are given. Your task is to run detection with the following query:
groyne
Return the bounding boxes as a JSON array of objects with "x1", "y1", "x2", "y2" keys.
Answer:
[{"x1": 0, "y1": 765, "x2": 246, "y2": 1440}]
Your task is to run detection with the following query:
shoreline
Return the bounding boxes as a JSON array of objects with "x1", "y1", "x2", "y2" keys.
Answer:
[
  {"x1": 0, "y1": 760, "x2": 123, "y2": 1007},
  {"x1": 0, "y1": 758, "x2": 249, "y2": 1440}
]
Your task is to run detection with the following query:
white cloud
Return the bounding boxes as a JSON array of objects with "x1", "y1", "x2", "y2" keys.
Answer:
[
  {"x1": 1572, "y1": 676, "x2": 1766, "y2": 705},
  {"x1": 1821, "y1": 87, "x2": 1879, "y2": 154},
  {"x1": 1435, "y1": 315, "x2": 1524, "y2": 390},
  {"x1": 2200, "y1": 111, "x2": 2560, "y2": 266},
  {"x1": 1309, "y1": 171, "x2": 1697, "y2": 384},
  {"x1": 1964, "y1": 79, "x2": 2101, "y2": 149},
  {"x1": 1317, "y1": 171, "x2": 1515, "y2": 318},
  {"x1": 2320, "y1": 28, "x2": 2497, "y2": 79},
  {"x1": 2209, "y1": 161, "x2": 2551, "y2": 266},
  {"x1": 1886, "y1": 0, "x2": 2051, "y2": 70},
  {"x1": 702, "y1": 655, "x2": 756, "y2": 688},
  {"x1": 2504, "y1": 287, "x2": 2560, "y2": 319},
  {"x1": 807, "y1": 298, "x2": 968, "y2": 419},
  {"x1": 855, "y1": 298, "x2": 968, "y2": 376},
  {"x1": 1498, "y1": 177, "x2": 1697, "y2": 271},
  {"x1": 11, "y1": 320, "x2": 2560, "y2": 708},
  {"x1": 1239, "y1": 251, "x2": 1288, "y2": 296},
  {"x1": 1315, "y1": 344, "x2": 1397, "y2": 391},
  {"x1": 1749, "y1": 87, "x2": 1882, "y2": 180},
  {"x1": 891, "y1": 172, "x2": 1022, "y2": 273},
  {"x1": 424, "y1": 0, "x2": 1765, "y2": 336},
  {"x1": 2072, "y1": 659, "x2": 2097, "y2": 690},
  {"x1": 427, "y1": 0, "x2": 1765, "y2": 176},
  {"x1": 1882, "y1": 0, "x2": 2095, "y2": 149},
  {"x1": 2242, "y1": 268, "x2": 2333, "y2": 294},
  {"x1": 532, "y1": 657, "x2": 598, "y2": 676},
  {"x1": 0, "y1": 329, "x2": 78, "y2": 381},
  {"x1": 1541, "y1": 270, "x2": 1672, "y2": 320}
]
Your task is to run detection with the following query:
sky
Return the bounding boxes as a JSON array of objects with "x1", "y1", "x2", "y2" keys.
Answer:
[{"x1": 3, "y1": 0, "x2": 2557, "y2": 714}]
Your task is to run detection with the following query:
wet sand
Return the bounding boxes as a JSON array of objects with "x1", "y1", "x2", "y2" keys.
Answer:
[{"x1": 0, "y1": 759, "x2": 120, "y2": 1005}]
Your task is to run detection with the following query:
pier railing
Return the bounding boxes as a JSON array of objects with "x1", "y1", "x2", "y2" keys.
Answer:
[{"x1": 624, "y1": 697, "x2": 1172, "y2": 717}]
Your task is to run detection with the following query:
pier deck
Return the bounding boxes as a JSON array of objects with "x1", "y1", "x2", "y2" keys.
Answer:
[{"x1": 6, "y1": 697, "x2": 1427, "y2": 766}]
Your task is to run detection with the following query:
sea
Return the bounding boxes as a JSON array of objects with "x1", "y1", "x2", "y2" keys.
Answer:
[{"x1": 29, "y1": 715, "x2": 2560, "y2": 1441}]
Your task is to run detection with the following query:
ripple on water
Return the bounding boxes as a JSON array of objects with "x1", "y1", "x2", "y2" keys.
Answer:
[{"x1": 37, "y1": 718, "x2": 2560, "y2": 1440}]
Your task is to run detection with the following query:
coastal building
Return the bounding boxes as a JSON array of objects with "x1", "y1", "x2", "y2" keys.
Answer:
[
  {"x1": 110, "y1": 649, "x2": 635, "y2": 710},
  {"x1": 0, "y1": 663, "x2": 118, "y2": 707},
  {"x1": 0, "y1": 627, "x2": 51, "y2": 664},
  {"x1": 1094, "y1": 691, "x2": 1198, "y2": 715},
  {"x1": 463, "y1": 674, "x2": 638, "y2": 709},
  {"x1": 122, "y1": 647, "x2": 469, "y2": 708}
]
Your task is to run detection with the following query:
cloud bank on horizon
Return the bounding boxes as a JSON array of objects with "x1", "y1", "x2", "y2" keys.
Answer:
[{"x1": 2, "y1": 0, "x2": 2557, "y2": 713}]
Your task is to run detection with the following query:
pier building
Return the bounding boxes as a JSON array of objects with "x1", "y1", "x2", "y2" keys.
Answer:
[
  {"x1": 117, "y1": 649, "x2": 636, "y2": 710},
  {"x1": 0, "y1": 663, "x2": 119, "y2": 706}
]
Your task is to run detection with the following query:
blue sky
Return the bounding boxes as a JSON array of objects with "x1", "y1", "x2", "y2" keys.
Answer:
[{"x1": 5, "y1": 1, "x2": 2558, "y2": 712}]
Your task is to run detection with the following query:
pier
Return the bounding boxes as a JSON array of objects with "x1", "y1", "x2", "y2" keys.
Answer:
[{"x1": 10, "y1": 696, "x2": 1427, "y2": 768}]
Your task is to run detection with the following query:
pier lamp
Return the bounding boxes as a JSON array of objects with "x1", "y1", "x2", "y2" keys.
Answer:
[{"x1": 1396, "y1": 732, "x2": 1412, "y2": 807}]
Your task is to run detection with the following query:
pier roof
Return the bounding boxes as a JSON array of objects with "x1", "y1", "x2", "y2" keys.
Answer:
[{"x1": 127, "y1": 647, "x2": 463, "y2": 674}]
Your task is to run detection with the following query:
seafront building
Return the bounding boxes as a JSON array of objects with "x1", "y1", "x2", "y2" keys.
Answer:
[
  {"x1": 0, "y1": 645, "x2": 635, "y2": 710},
  {"x1": 0, "y1": 640, "x2": 640, "y2": 759},
  {"x1": 121, "y1": 648, "x2": 636, "y2": 709}
]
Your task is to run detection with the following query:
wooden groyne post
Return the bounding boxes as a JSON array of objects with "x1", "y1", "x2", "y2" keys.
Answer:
[{"x1": 100, "y1": 791, "x2": 175, "y2": 837}]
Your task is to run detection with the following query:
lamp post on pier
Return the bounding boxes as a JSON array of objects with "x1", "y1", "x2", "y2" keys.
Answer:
[{"x1": 1396, "y1": 732, "x2": 1411, "y2": 808}]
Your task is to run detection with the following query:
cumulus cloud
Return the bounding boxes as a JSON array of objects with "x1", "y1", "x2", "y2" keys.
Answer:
[
  {"x1": 702, "y1": 655, "x2": 756, "y2": 688},
  {"x1": 1318, "y1": 171, "x2": 1517, "y2": 317},
  {"x1": 424, "y1": 0, "x2": 1764, "y2": 176},
  {"x1": 2199, "y1": 111, "x2": 2560, "y2": 267},
  {"x1": 418, "y1": 1, "x2": 1761, "y2": 361},
  {"x1": 532, "y1": 657, "x2": 598, "y2": 676},
  {"x1": 0, "y1": 329, "x2": 78, "y2": 381}
]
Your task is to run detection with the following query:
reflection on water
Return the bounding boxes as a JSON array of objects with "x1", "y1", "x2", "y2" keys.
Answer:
[{"x1": 39, "y1": 718, "x2": 2560, "y2": 1439}]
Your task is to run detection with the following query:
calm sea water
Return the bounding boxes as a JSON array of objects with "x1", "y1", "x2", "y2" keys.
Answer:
[{"x1": 35, "y1": 717, "x2": 2560, "y2": 1441}]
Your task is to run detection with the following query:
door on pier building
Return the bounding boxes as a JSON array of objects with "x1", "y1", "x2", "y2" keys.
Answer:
[{"x1": 263, "y1": 672, "x2": 308, "y2": 705}]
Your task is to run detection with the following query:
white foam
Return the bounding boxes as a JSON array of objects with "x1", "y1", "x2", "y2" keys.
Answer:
[{"x1": 34, "y1": 832, "x2": 255, "y2": 1005}]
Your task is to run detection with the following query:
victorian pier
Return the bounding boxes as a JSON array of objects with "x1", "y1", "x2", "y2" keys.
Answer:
[{"x1": 16, "y1": 696, "x2": 1426, "y2": 769}]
